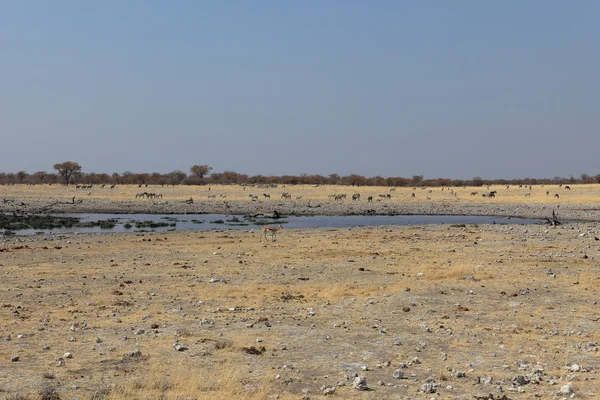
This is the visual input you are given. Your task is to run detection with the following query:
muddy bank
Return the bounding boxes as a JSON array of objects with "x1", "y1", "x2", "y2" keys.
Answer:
[{"x1": 2, "y1": 197, "x2": 600, "y2": 221}]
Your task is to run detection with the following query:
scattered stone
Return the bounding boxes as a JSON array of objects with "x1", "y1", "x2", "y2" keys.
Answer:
[
  {"x1": 173, "y1": 343, "x2": 188, "y2": 351},
  {"x1": 322, "y1": 386, "x2": 336, "y2": 395},
  {"x1": 392, "y1": 369, "x2": 404, "y2": 379},
  {"x1": 352, "y1": 376, "x2": 368, "y2": 390},
  {"x1": 127, "y1": 349, "x2": 142, "y2": 357},
  {"x1": 569, "y1": 364, "x2": 581, "y2": 372},
  {"x1": 559, "y1": 382, "x2": 573, "y2": 395},
  {"x1": 63, "y1": 352, "x2": 72, "y2": 359},
  {"x1": 421, "y1": 382, "x2": 437, "y2": 393},
  {"x1": 10, "y1": 355, "x2": 19, "y2": 362}
]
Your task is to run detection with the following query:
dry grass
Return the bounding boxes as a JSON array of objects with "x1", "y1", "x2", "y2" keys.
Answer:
[
  {"x1": 3, "y1": 182, "x2": 600, "y2": 207},
  {"x1": 1, "y1": 219, "x2": 600, "y2": 398}
]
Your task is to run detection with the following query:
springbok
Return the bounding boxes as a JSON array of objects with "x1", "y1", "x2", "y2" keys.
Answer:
[{"x1": 262, "y1": 224, "x2": 283, "y2": 242}]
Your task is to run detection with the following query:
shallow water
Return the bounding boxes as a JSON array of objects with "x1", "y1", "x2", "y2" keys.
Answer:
[{"x1": 2, "y1": 213, "x2": 541, "y2": 236}]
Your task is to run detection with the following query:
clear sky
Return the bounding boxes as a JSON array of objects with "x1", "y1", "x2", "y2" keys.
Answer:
[{"x1": 1, "y1": 1, "x2": 598, "y2": 179}]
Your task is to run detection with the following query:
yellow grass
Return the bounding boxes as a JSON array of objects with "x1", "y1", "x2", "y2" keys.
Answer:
[{"x1": 2, "y1": 182, "x2": 600, "y2": 207}]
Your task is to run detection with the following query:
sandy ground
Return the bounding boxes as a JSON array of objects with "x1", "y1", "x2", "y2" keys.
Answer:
[
  {"x1": 1, "y1": 220, "x2": 599, "y2": 399},
  {"x1": 1, "y1": 183, "x2": 600, "y2": 221}
]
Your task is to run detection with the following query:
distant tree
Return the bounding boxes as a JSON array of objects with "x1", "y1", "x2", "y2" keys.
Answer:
[
  {"x1": 53, "y1": 161, "x2": 82, "y2": 185},
  {"x1": 328, "y1": 173, "x2": 340, "y2": 185},
  {"x1": 595, "y1": 174, "x2": 600, "y2": 184},
  {"x1": 16, "y1": 171, "x2": 29, "y2": 183},
  {"x1": 581, "y1": 173, "x2": 593, "y2": 184},
  {"x1": 411, "y1": 175, "x2": 424, "y2": 185},
  {"x1": 34, "y1": 171, "x2": 49, "y2": 184},
  {"x1": 168, "y1": 170, "x2": 187, "y2": 185},
  {"x1": 472, "y1": 177, "x2": 484, "y2": 187},
  {"x1": 190, "y1": 165, "x2": 213, "y2": 179}
]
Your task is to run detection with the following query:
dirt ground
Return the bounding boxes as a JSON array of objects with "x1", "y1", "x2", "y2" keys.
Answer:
[{"x1": 1, "y1": 218, "x2": 599, "y2": 399}]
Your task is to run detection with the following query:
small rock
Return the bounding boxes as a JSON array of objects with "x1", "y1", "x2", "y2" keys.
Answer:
[
  {"x1": 421, "y1": 382, "x2": 436, "y2": 393},
  {"x1": 569, "y1": 364, "x2": 581, "y2": 372},
  {"x1": 559, "y1": 382, "x2": 573, "y2": 395},
  {"x1": 10, "y1": 356, "x2": 19, "y2": 362},
  {"x1": 322, "y1": 387, "x2": 335, "y2": 395},
  {"x1": 127, "y1": 349, "x2": 142, "y2": 357},
  {"x1": 63, "y1": 352, "x2": 72, "y2": 359},
  {"x1": 392, "y1": 369, "x2": 404, "y2": 379},
  {"x1": 352, "y1": 376, "x2": 368, "y2": 391}
]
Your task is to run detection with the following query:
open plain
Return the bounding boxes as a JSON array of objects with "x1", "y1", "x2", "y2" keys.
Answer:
[
  {"x1": 1, "y1": 184, "x2": 599, "y2": 399},
  {"x1": 1, "y1": 183, "x2": 600, "y2": 220}
]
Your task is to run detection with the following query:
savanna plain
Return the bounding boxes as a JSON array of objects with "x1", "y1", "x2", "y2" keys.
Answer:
[{"x1": 1, "y1": 184, "x2": 599, "y2": 399}]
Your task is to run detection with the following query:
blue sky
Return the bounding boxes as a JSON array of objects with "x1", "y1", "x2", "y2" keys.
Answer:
[{"x1": 1, "y1": 1, "x2": 599, "y2": 179}]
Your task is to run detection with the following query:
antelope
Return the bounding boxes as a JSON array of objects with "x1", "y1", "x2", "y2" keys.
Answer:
[
  {"x1": 249, "y1": 195, "x2": 258, "y2": 201},
  {"x1": 352, "y1": 193, "x2": 360, "y2": 201},
  {"x1": 220, "y1": 194, "x2": 227, "y2": 198},
  {"x1": 262, "y1": 224, "x2": 283, "y2": 242},
  {"x1": 296, "y1": 196, "x2": 302, "y2": 200},
  {"x1": 281, "y1": 193, "x2": 292, "y2": 199},
  {"x1": 565, "y1": 186, "x2": 571, "y2": 190},
  {"x1": 263, "y1": 193, "x2": 270, "y2": 199},
  {"x1": 367, "y1": 196, "x2": 373, "y2": 202},
  {"x1": 554, "y1": 193, "x2": 560, "y2": 199},
  {"x1": 470, "y1": 191, "x2": 478, "y2": 196},
  {"x1": 135, "y1": 192, "x2": 147, "y2": 198},
  {"x1": 411, "y1": 193, "x2": 415, "y2": 198},
  {"x1": 208, "y1": 194, "x2": 216, "y2": 199},
  {"x1": 389, "y1": 188, "x2": 396, "y2": 192}
]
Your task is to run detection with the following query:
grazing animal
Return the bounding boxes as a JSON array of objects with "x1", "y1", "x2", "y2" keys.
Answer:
[
  {"x1": 554, "y1": 193, "x2": 560, "y2": 199},
  {"x1": 296, "y1": 196, "x2": 302, "y2": 200},
  {"x1": 352, "y1": 193, "x2": 360, "y2": 201},
  {"x1": 367, "y1": 196, "x2": 373, "y2": 202},
  {"x1": 281, "y1": 193, "x2": 292, "y2": 199},
  {"x1": 249, "y1": 195, "x2": 258, "y2": 201},
  {"x1": 263, "y1": 193, "x2": 270, "y2": 199},
  {"x1": 135, "y1": 192, "x2": 146, "y2": 198},
  {"x1": 470, "y1": 191, "x2": 478, "y2": 196},
  {"x1": 411, "y1": 193, "x2": 415, "y2": 198},
  {"x1": 565, "y1": 186, "x2": 571, "y2": 190},
  {"x1": 208, "y1": 194, "x2": 216, "y2": 199},
  {"x1": 262, "y1": 224, "x2": 283, "y2": 242},
  {"x1": 546, "y1": 191, "x2": 550, "y2": 196}
]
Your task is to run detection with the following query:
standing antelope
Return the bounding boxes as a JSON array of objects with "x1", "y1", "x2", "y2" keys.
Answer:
[{"x1": 262, "y1": 224, "x2": 283, "y2": 242}]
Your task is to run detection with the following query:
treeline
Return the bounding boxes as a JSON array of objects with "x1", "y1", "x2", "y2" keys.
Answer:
[{"x1": 2, "y1": 166, "x2": 600, "y2": 187}]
